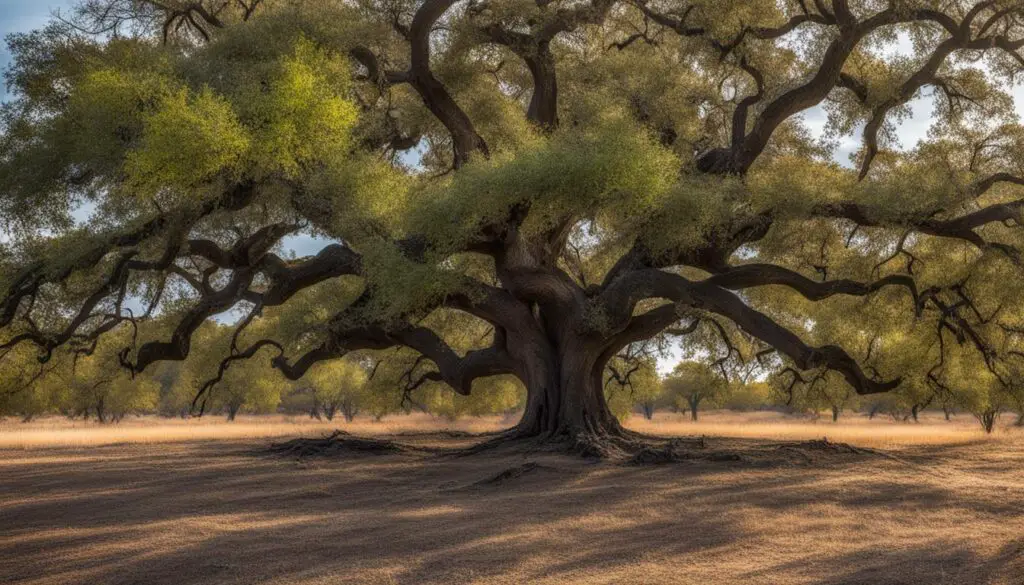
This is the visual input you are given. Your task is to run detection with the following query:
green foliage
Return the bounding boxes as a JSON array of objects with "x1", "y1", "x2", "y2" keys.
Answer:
[
  {"x1": 664, "y1": 361, "x2": 730, "y2": 420},
  {"x1": 306, "y1": 358, "x2": 371, "y2": 421},
  {"x1": 604, "y1": 355, "x2": 663, "y2": 421},
  {"x1": 125, "y1": 86, "x2": 250, "y2": 197},
  {"x1": 239, "y1": 37, "x2": 358, "y2": 178},
  {"x1": 413, "y1": 115, "x2": 679, "y2": 253},
  {"x1": 722, "y1": 381, "x2": 773, "y2": 412}
]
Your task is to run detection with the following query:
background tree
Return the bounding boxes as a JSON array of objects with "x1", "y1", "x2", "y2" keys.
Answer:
[
  {"x1": 664, "y1": 361, "x2": 729, "y2": 421},
  {"x1": 942, "y1": 351, "x2": 1010, "y2": 433},
  {"x1": 4, "y1": 1, "x2": 1024, "y2": 453},
  {"x1": 306, "y1": 358, "x2": 371, "y2": 422},
  {"x1": 779, "y1": 371, "x2": 858, "y2": 421},
  {"x1": 721, "y1": 381, "x2": 773, "y2": 412},
  {"x1": 605, "y1": 353, "x2": 663, "y2": 420},
  {"x1": 0, "y1": 345, "x2": 59, "y2": 422}
]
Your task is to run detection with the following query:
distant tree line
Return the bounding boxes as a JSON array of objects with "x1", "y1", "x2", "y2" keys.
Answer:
[{"x1": 2, "y1": 320, "x2": 1022, "y2": 433}]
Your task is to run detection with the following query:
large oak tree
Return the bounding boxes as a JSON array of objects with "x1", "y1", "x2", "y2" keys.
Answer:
[{"x1": 3, "y1": 0, "x2": 1024, "y2": 453}]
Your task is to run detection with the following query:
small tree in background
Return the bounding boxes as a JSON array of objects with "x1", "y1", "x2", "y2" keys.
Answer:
[
  {"x1": 779, "y1": 372, "x2": 858, "y2": 422},
  {"x1": 0, "y1": 345, "x2": 59, "y2": 422},
  {"x1": 721, "y1": 381, "x2": 772, "y2": 412},
  {"x1": 605, "y1": 355, "x2": 662, "y2": 421},
  {"x1": 946, "y1": 353, "x2": 1011, "y2": 434},
  {"x1": 307, "y1": 358, "x2": 370, "y2": 422},
  {"x1": 664, "y1": 362, "x2": 729, "y2": 422}
]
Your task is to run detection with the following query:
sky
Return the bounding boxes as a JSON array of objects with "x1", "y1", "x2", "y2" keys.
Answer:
[{"x1": 0, "y1": 1, "x2": 72, "y2": 98}]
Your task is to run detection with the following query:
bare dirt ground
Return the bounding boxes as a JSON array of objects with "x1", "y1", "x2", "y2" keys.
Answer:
[{"x1": 2, "y1": 413, "x2": 1023, "y2": 585}]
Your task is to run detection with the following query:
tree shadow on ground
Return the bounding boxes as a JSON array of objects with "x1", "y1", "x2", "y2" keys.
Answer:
[{"x1": 1, "y1": 435, "x2": 1022, "y2": 584}]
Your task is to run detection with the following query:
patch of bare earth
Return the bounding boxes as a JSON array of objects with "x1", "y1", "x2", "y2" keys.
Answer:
[{"x1": 2, "y1": 429, "x2": 1023, "y2": 585}]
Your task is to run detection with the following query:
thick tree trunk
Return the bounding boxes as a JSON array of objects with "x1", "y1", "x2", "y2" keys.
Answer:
[
  {"x1": 510, "y1": 339, "x2": 630, "y2": 456},
  {"x1": 689, "y1": 396, "x2": 701, "y2": 421},
  {"x1": 832, "y1": 406, "x2": 840, "y2": 422}
]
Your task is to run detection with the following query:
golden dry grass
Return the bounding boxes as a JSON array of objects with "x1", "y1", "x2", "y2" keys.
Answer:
[
  {"x1": 0, "y1": 413, "x2": 511, "y2": 449},
  {"x1": 1, "y1": 410, "x2": 1017, "y2": 450},
  {"x1": 1, "y1": 412, "x2": 1023, "y2": 584},
  {"x1": 628, "y1": 411, "x2": 1023, "y2": 449}
]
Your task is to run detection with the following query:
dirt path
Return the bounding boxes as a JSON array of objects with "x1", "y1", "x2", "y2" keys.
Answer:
[{"x1": 1, "y1": 435, "x2": 1023, "y2": 584}]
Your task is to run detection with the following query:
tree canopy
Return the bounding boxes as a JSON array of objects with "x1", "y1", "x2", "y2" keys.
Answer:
[{"x1": 4, "y1": 0, "x2": 1024, "y2": 451}]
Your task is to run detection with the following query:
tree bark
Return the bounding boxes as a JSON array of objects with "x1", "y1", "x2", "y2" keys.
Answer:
[
  {"x1": 688, "y1": 396, "x2": 701, "y2": 421},
  {"x1": 514, "y1": 347, "x2": 623, "y2": 439},
  {"x1": 642, "y1": 402, "x2": 655, "y2": 421},
  {"x1": 504, "y1": 329, "x2": 635, "y2": 457},
  {"x1": 979, "y1": 410, "x2": 998, "y2": 434},
  {"x1": 832, "y1": 406, "x2": 840, "y2": 422}
]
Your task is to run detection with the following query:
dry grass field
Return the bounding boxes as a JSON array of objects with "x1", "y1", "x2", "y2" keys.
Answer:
[{"x1": 2, "y1": 412, "x2": 1023, "y2": 584}]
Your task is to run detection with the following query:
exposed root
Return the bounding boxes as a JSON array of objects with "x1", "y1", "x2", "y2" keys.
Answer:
[
  {"x1": 612, "y1": 433, "x2": 888, "y2": 466},
  {"x1": 625, "y1": 435, "x2": 883, "y2": 466},
  {"x1": 629, "y1": 437, "x2": 742, "y2": 465},
  {"x1": 565, "y1": 430, "x2": 650, "y2": 459},
  {"x1": 445, "y1": 429, "x2": 531, "y2": 457},
  {"x1": 471, "y1": 462, "x2": 555, "y2": 487},
  {"x1": 786, "y1": 438, "x2": 875, "y2": 455},
  {"x1": 268, "y1": 430, "x2": 411, "y2": 458},
  {"x1": 393, "y1": 429, "x2": 492, "y2": 439},
  {"x1": 269, "y1": 429, "x2": 886, "y2": 467}
]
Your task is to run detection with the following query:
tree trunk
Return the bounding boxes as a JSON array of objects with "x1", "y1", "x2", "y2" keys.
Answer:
[
  {"x1": 978, "y1": 410, "x2": 998, "y2": 434},
  {"x1": 341, "y1": 401, "x2": 357, "y2": 423},
  {"x1": 688, "y1": 396, "x2": 701, "y2": 422},
  {"x1": 641, "y1": 402, "x2": 655, "y2": 421},
  {"x1": 832, "y1": 406, "x2": 840, "y2": 422},
  {"x1": 1016, "y1": 412, "x2": 1024, "y2": 427},
  {"x1": 226, "y1": 404, "x2": 240, "y2": 421},
  {"x1": 324, "y1": 404, "x2": 337, "y2": 422},
  {"x1": 510, "y1": 337, "x2": 631, "y2": 456}
]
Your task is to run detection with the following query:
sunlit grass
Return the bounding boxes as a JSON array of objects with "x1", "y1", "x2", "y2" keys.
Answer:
[
  {"x1": 0, "y1": 410, "x2": 1018, "y2": 450},
  {"x1": 0, "y1": 413, "x2": 510, "y2": 450},
  {"x1": 626, "y1": 411, "x2": 1019, "y2": 450}
]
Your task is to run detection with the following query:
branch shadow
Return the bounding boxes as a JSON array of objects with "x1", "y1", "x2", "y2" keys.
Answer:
[{"x1": 1, "y1": 435, "x2": 1021, "y2": 584}]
